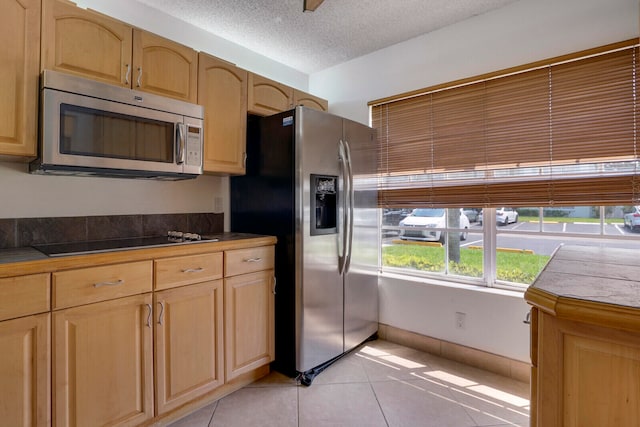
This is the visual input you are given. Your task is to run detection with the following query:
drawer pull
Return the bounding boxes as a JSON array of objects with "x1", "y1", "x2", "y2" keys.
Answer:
[
  {"x1": 182, "y1": 267, "x2": 204, "y2": 273},
  {"x1": 244, "y1": 257, "x2": 262, "y2": 263},
  {"x1": 93, "y1": 279, "x2": 124, "y2": 288}
]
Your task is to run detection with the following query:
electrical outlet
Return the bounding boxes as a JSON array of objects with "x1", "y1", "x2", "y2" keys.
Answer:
[
  {"x1": 214, "y1": 197, "x2": 223, "y2": 213},
  {"x1": 455, "y1": 312, "x2": 466, "y2": 330}
]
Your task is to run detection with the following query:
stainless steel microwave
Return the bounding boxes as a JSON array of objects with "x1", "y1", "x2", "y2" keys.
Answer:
[{"x1": 30, "y1": 70, "x2": 204, "y2": 180}]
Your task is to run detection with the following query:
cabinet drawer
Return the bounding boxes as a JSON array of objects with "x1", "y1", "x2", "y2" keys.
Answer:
[
  {"x1": 155, "y1": 252, "x2": 223, "y2": 290},
  {"x1": 0, "y1": 274, "x2": 50, "y2": 321},
  {"x1": 225, "y1": 246, "x2": 274, "y2": 277},
  {"x1": 53, "y1": 261, "x2": 152, "y2": 309}
]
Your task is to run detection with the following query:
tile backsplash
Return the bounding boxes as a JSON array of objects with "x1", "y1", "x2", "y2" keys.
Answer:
[{"x1": 0, "y1": 212, "x2": 223, "y2": 249}]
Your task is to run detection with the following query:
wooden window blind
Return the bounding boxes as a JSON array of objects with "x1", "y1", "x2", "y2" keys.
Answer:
[{"x1": 371, "y1": 40, "x2": 639, "y2": 208}]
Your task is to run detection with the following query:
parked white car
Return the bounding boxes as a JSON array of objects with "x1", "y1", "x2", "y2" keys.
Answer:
[
  {"x1": 399, "y1": 208, "x2": 470, "y2": 242},
  {"x1": 623, "y1": 206, "x2": 640, "y2": 231},
  {"x1": 496, "y1": 207, "x2": 518, "y2": 226},
  {"x1": 477, "y1": 208, "x2": 518, "y2": 226}
]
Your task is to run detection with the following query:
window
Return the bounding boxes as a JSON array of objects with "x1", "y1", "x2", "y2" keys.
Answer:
[
  {"x1": 381, "y1": 205, "x2": 640, "y2": 289},
  {"x1": 372, "y1": 40, "x2": 640, "y2": 289}
]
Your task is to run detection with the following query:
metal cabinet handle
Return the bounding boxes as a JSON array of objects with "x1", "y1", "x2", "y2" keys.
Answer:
[
  {"x1": 182, "y1": 267, "x2": 204, "y2": 273},
  {"x1": 145, "y1": 304, "x2": 152, "y2": 328},
  {"x1": 523, "y1": 311, "x2": 531, "y2": 324},
  {"x1": 243, "y1": 152, "x2": 247, "y2": 168},
  {"x1": 94, "y1": 279, "x2": 124, "y2": 288},
  {"x1": 244, "y1": 258, "x2": 262, "y2": 263},
  {"x1": 125, "y1": 63, "x2": 131, "y2": 85},
  {"x1": 176, "y1": 123, "x2": 186, "y2": 165},
  {"x1": 136, "y1": 67, "x2": 142, "y2": 87},
  {"x1": 272, "y1": 276, "x2": 277, "y2": 295},
  {"x1": 157, "y1": 301, "x2": 164, "y2": 325}
]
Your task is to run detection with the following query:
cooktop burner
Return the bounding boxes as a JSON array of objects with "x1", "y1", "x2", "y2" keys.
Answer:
[{"x1": 33, "y1": 232, "x2": 219, "y2": 257}]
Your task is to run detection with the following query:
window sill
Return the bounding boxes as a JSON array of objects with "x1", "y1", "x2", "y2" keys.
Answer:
[{"x1": 379, "y1": 270, "x2": 526, "y2": 299}]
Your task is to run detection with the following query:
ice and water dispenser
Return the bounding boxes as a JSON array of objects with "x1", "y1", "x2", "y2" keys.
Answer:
[{"x1": 310, "y1": 174, "x2": 337, "y2": 235}]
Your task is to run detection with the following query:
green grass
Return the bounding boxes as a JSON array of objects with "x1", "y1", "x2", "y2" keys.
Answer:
[
  {"x1": 518, "y1": 216, "x2": 623, "y2": 224},
  {"x1": 383, "y1": 244, "x2": 550, "y2": 284}
]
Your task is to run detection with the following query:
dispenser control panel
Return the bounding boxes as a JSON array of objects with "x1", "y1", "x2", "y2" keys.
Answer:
[{"x1": 310, "y1": 174, "x2": 337, "y2": 236}]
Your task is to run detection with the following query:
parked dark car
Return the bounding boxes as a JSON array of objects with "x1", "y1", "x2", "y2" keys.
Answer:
[
  {"x1": 382, "y1": 209, "x2": 411, "y2": 226},
  {"x1": 462, "y1": 208, "x2": 481, "y2": 223}
]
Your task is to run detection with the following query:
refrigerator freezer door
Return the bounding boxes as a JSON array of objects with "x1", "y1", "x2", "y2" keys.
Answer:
[
  {"x1": 296, "y1": 107, "x2": 345, "y2": 373},
  {"x1": 343, "y1": 118, "x2": 379, "y2": 352}
]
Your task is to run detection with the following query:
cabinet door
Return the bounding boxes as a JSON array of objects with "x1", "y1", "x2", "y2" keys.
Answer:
[
  {"x1": 53, "y1": 294, "x2": 153, "y2": 427},
  {"x1": 132, "y1": 29, "x2": 198, "y2": 102},
  {"x1": 0, "y1": 313, "x2": 50, "y2": 427},
  {"x1": 293, "y1": 89, "x2": 328, "y2": 112},
  {"x1": 248, "y1": 73, "x2": 294, "y2": 116},
  {"x1": 0, "y1": 0, "x2": 40, "y2": 158},
  {"x1": 41, "y1": 0, "x2": 133, "y2": 87},
  {"x1": 155, "y1": 280, "x2": 224, "y2": 414},
  {"x1": 198, "y1": 53, "x2": 248, "y2": 175},
  {"x1": 225, "y1": 270, "x2": 275, "y2": 380}
]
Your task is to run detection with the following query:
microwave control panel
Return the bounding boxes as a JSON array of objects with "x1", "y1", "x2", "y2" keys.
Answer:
[{"x1": 186, "y1": 126, "x2": 202, "y2": 166}]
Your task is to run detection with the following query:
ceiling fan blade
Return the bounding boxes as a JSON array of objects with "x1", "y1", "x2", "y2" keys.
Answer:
[{"x1": 303, "y1": 0, "x2": 324, "y2": 12}]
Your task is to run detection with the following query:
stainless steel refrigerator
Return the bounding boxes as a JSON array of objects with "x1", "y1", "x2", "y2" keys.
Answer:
[{"x1": 231, "y1": 106, "x2": 378, "y2": 385}]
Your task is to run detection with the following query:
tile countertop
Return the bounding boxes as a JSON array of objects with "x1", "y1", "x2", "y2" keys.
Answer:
[
  {"x1": 525, "y1": 244, "x2": 640, "y2": 310},
  {"x1": 0, "y1": 232, "x2": 277, "y2": 277}
]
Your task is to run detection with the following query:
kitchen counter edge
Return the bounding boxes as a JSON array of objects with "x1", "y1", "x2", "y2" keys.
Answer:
[{"x1": 0, "y1": 233, "x2": 277, "y2": 278}]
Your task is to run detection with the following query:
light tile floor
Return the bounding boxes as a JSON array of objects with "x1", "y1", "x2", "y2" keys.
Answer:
[{"x1": 169, "y1": 339, "x2": 530, "y2": 427}]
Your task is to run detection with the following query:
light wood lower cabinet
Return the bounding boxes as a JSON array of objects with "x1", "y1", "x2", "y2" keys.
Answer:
[
  {"x1": 526, "y1": 246, "x2": 640, "y2": 427},
  {"x1": 225, "y1": 270, "x2": 275, "y2": 381},
  {"x1": 154, "y1": 280, "x2": 224, "y2": 415},
  {"x1": 53, "y1": 294, "x2": 154, "y2": 427},
  {"x1": 531, "y1": 308, "x2": 640, "y2": 427},
  {"x1": 0, "y1": 313, "x2": 50, "y2": 427},
  {"x1": 0, "y1": 238, "x2": 276, "y2": 426}
]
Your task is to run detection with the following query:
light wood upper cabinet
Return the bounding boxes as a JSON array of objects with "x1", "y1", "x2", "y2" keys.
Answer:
[
  {"x1": 248, "y1": 73, "x2": 294, "y2": 116},
  {"x1": 248, "y1": 73, "x2": 328, "y2": 116},
  {"x1": 0, "y1": 313, "x2": 50, "y2": 427},
  {"x1": 42, "y1": 0, "x2": 197, "y2": 102},
  {"x1": 132, "y1": 29, "x2": 198, "y2": 102},
  {"x1": 293, "y1": 89, "x2": 328, "y2": 112},
  {"x1": 53, "y1": 294, "x2": 154, "y2": 427},
  {"x1": 41, "y1": 0, "x2": 133, "y2": 87},
  {"x1": 154, "y1": 280, "x2": 224, "y2": 414},
  {"x1": 198, "y1": 53, "x2": 248, "y2": 175},
  {"x1": 0, "y1": 0, "x2": 41, "y2": 159}
]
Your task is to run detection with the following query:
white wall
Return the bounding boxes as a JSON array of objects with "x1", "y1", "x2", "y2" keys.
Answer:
[
  {"x1": 309, "y1": 0, "x2": 638, "y2": 361},
  {"x1": 311, "y1": 0, "x2": 638, "y2": 125}
]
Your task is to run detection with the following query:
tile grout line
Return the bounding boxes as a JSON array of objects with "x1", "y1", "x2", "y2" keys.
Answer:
[
  {"x1": 207, "y1": 400, "x2": 218, "y2": 426},
  {"x1": 367, "y1": 378, "x2": 390, "y2": 427}
]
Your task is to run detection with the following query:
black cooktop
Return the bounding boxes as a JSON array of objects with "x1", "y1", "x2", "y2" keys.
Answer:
[{"x1": 33, "y1": 235, "x2": 218, "y2": 257}]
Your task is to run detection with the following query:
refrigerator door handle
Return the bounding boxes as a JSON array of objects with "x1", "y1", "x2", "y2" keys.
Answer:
[
  {"x1": 343, "y1": 139, "x2": 354, "y2": 274},
  {"x1": 338, "y1": 139, "x2": 350, "y2": 275}
]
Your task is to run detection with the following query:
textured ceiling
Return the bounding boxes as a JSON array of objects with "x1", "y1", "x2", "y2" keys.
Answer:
[{"x1": 135, "y1": 0, "x2": 520, "y2": 74}]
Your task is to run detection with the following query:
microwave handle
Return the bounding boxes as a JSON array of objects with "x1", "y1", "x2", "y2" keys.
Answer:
[{"x1": 176, "y1": 123, "x2": 186, "y2": 165}]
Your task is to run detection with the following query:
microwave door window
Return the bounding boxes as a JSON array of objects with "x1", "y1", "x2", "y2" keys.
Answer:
[{"x1": 59, "y1": 104, "x2": 174, "y2": 163}]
